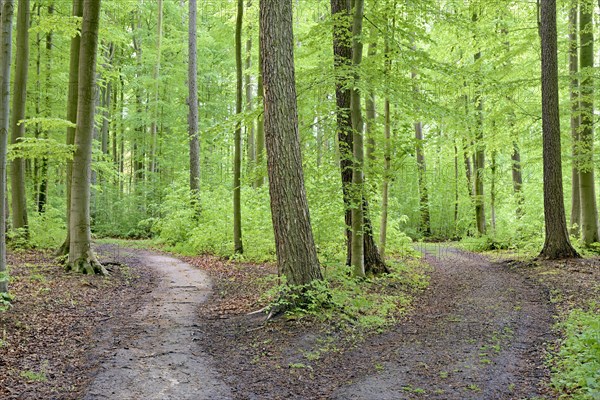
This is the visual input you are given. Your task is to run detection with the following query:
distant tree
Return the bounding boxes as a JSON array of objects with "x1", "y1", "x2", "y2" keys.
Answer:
[
  {"x1": 188, "y1": 0, "x2": 201, "y2": 209},
  {"x1": 0, "y1": 0, "x2": 14, "y2": 293},
  {"x1": 67, "y1": 0, "x2": 107, "y2": 274},
  {"x1": 260, "y1": 0, "x2": 322, "y2": 286},
  {"x1": 538, "y1": 0, "x2": 579, "y2": 259}
]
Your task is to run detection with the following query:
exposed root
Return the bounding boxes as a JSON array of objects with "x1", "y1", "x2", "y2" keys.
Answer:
[{"x1": 66, "y1": 255, "x2": 108, "y2": 275}]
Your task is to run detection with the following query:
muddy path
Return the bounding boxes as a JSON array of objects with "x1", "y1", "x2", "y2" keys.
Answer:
[
  {"x1": 332, "y1": 244, "x2": 555, "y2": 399},
  {"x1": 84, "y1": 247, "x2": 232, "y2": 400}
]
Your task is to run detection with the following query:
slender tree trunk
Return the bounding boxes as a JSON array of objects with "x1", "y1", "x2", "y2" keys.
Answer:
[
  {"x1": 188, "y1": 0, "x2": 201, "y2": 209},
  {"x1": 569, "y1": 0, "x2": 580, "y2": 236},
  {"x1": 149, "y1": 0, "x2": 162, "y2": 176},
  {"x1": 364, "y1": 38, "x2": 376, "y2": 163},
  {"x1": 578, "y1": 0, "x2": 598, "y2": 245},
  {"x1": 539, "y1": 0, "x2": 579, "y2": 259},
  {"x1": 490, "y1": 150, "x2": 497, "y2": 232},
  {"x1": 245, "y1": 2, "x2": 255, "y2": 168},
  {"x1": 37, "y1": 3, "x2": 52, "y2": 214},
  {"x1": 233, "y1": 0, "x2": 243, "y2": 254},
  {"x1": 260, "y1": 0, "x2": 322, "y2": 286},
  {"x1": 67, "y1": 0, "x2": 107, "y2": 274},
  {"x1": 454, "y1": 141, "x2": 459, "y2": 227},
  {"x1": 463, "y1": 140, "x2": 473, "y2": 198},
  {"x1": 57, "y1": 0, "x2": 82, "y2": 257},
  {"x1": 10, "y1": 0, "x2": 30, "y2": 238},
  {"x1": 472, "y1": 11, "x2": 486, "y2": 236},
  {"x1": 511, "y1": 141, "x2": 523, "y2": 215},
  {"x1": 0, "y1": 0, "x2": 14, "y2": 293}
]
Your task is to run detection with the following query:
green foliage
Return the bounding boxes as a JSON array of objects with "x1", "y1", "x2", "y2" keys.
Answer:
[
  {"x1": 0, "y1": 291, "x2": 14, "y2": 312},
  {"x1": 551, "y1": 306, "x2": 600, "y2": 400}
]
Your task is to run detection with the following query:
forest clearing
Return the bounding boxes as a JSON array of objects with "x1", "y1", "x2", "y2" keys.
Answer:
[{"x1": 0, "y1": 0, "x2": 599, "y2": 398}]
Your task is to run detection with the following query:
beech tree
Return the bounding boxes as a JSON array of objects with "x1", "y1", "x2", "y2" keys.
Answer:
[
  {"x1": 233, "y1": 0, "x2": 243, "y2": 254},
  {"x1": 10, "y1": 0, "x2": 29, "y2": 238},
  {"x1": 0, "y1": 0, "x2": 13, "y2": 294},
  {"x1": 538, "y1": 0, "x2": 579, "y2": 259},
  {"x1": 67, "y1": 0, "x2": 107, "y2": 274},
  {"x1": 260, "y1": 0, "x2": 322, "y2": 286},
  {"x1": 188, "y1": 0, "x2": 200, "y2": 208}
]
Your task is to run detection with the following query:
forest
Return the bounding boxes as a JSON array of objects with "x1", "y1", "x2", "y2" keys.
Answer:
[{"x1": 0, "y1": 0, "x2": 599, "y2": 398}]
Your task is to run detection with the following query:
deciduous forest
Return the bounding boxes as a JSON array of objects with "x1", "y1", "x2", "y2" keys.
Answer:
[{"x1": 0, "y1": 0, "x2": 598, "y2": 399}]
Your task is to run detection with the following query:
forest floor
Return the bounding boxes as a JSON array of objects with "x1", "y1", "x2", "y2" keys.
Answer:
[{"x1": 0, "y1": 242, "x2": 598, "y2": 399}]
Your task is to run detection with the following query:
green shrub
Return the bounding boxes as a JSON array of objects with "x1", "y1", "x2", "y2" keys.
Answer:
[{"x1": 551, "y1": 306, "x2": 600, "y2": 400}]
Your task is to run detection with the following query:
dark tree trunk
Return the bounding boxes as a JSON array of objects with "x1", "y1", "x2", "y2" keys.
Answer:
[
  {"x1": 259, "y1": 0, "x2": 322, "y2": 286},
  {"x1": 539, "y1": 0, "x2": 579, "y2": 259},
  {"x1": 233, "y1": 0, "x2": 243, "y2": 254},
  {"x1": 569, "y1": 0, "x2": 580, "y2": 236}
]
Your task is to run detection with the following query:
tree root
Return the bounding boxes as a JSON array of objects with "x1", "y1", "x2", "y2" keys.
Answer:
[{"x1": 66, "y1": 255, "x2": 108, "y2": 275}]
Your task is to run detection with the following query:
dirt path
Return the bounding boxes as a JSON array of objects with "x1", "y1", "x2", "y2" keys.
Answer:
[
  {"x1": 84, "y1": 248, "x2": 232, "y2": 400},
  {"x1": 331, "y1": 244, "x2": 555, "y2": 399}
]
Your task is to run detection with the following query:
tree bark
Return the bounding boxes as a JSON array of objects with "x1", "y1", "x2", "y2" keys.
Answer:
[
  {"x1": 37, "y1": 3, "x2": 52, "y2": 214},
  {"x1": 10, "y1": 0, "x2": 30, "y2": 239},
  {"x1": 188, "y1": 0, "x2": 201, "y2": 209},
  {"x1": 539, "y1": 0, "x2": 579, "y2": 259},
  {"x1": 379, "y1": 97, "x2": 390, "y2": 258},
  {"x1": 0, "y1": 0, "x2": 14, "y2": 293},
  {"x1": 569, "y1": 0, "x2": 580, "y2": 236},
  {"x1": 67, "y1": 0, "x2": 107, "y2": 274},
  {"x1": 511, "y1": 141, "x2": 523, "y2": 215},
  {"x1": 254, "y1": 37, "x2": 265, "y2": 188},
  {"x1": 260, "y1": 0, "x2": 322, "y2": 286},
  {"x1": 233, "y1": 0, "x2": 243, "y2": 254},
  {"x1": 364, "y1": 38, "x2": 376, "y2": 163},
  {"x1": 245, "y1": 2, "x2": 255, "y2": 168},
  {"x1": 578, "y1": 0, "x2": 598, "y2": 245},
  {"x1": 472, "y1": 11, "x2": 486, "y2": 236},
  {"x1": 149, "y1": 0, "x2": 162, "y2": 176},
  {"x1": 57, "y1": 0, "x2": 82, "y2": 257}
]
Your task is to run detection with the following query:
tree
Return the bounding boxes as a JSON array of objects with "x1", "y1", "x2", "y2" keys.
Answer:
[
  {"x1": 472, "y1": 9, "x2": 486, "y2": 236},
  {"x1": 0, "y1": 0, "x2": 14, "y2": 294},
  {"x1": 331, "y1": 0, "x2": 388, "y2": 275},
  {"x1": 577, "y1": 0, "x2": 598, "y2": 245},
  {"x1": 233, "y1": 0, "x2": 243, "y2": 254},
  {"x1": 67, "y1": 0, "x2": 107, "y2": 274},
  {"x1": 10, "y1": 0, "x2": 30, "y2": 238},
  {"x1": 569, "y1": 0, "x2": 580, "y2": 236},
  {"x1": 260, "y1": 0, "x2": 322, "y2": 286},
  {"x1": 188, "y1": 0, "x2": 200, "y2": 208},
  {"x1": 57, "y1": 0, "x2": 83, "y2": 257},
  {"x1": 538, "y1": 0, "x2": 579, "y2": 259}
]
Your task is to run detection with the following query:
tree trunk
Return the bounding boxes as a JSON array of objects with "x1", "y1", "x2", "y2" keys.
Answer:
[
  {"x1": 0, "y1": 0, "x2": 14, "y2": 293},
  {"x1": 569, "y1": 0, "x2": 580, "y2": 236},
  {"x1": 57, "y1": 0, "x2": 82, "y2": 257},
  {"x1": 233, "y1": 0, "x2": 243, "y2": 254},
  {"x1": 490, "y1": 150, "x2": 497, "y2": 232},
  {"x1": 539, "y1": 0, "x2": 579, "y2": 259},
  {"x1": 331, "y1": 0, "x2": 388, "y2": 275},
  {"x1": 364, "y1": 38, "x2": 376, "y2": 163},
  {"x1": 472, "y1": 11, "x2": 485, "y2": 236},
  {"x1": 578, "y1": 0, "x2": 598, "y2": 245},
  {"x1": 188, "y1": 0, "x2": 201, "y2": 209},
  {"x1": 245, "y1": 2, "x2": 255, "y2": 168},
  {"x1": 37, "y1": 3, "x2": 52, "y2": 214},
  {"x1": 379, "y1": 97, "x2": 390, "y2": 258},
  {"x1": 149, "y1": 0, "x2": 162, "y2": 176},
  {"x1": 260, "y1": 0, "x2": 322, "y2": 286},
  {"x1": 350, "y1": 0, "x2": 365, "y2": 277},
  {"x1": 10, "y1": 0, "x2": 30, "y2": 239},
  {"x1": 67, "y1": 0, "x2": 107, "y2": 274},
  {"x1": 511, "y1": 141, "x2": 523, "y2": 216}
]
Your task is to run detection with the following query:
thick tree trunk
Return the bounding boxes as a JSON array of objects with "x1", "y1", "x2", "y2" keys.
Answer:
[
  {"x1": 259, "y1": 0, "x2": 322, "y2": 286},
  {"x1": 569, "y1": 0, "x2": 580, "y2": 236},
  {"x1": 0, "y1": 0, "x2": 14, "y2": 293},
  {"x1": 233, "y1": 0, "x2": 243, "y2": 254},
  {"x1": 578, "y1": 0, "x2": 598, "y2": 245},
  {"x1": 350, "y1": 0, "x2": 365, "y2": 277},
  {"x1": 10, "y1": 0, "x2": 30, "y2": 239},
  {"x1": 57, "y1": 0, "x2": 82, "y2": 257},
  {"x1": 539, "y1": 0, "x2": 579, "y2": 259},
  {"x1": 67, "y1": 0, "x2": 107, "y2": 274},
  {"x1": 188, "y1": 0, "x2": 201, "y2": 209}
]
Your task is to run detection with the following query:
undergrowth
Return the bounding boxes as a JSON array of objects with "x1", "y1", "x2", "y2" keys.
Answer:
[
  {"x1": 261, "y1": 259, "x2": 429, "y2": 331},
  {"x1": 551, "y1": 305, "x2": 600, "y2": 400}
]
